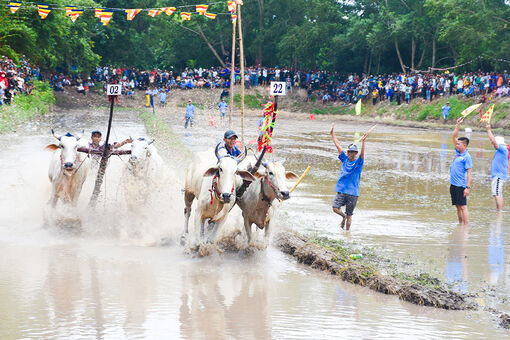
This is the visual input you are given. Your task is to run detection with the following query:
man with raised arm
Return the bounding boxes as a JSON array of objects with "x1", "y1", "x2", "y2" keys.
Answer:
[
  {"x1": 486, "y1": 124, "x2": 508, "y2": 210},
  {"x1": 450, "y1": 117, "x2": 472, "y2": 224},
  {"x1": 330, "y1": 123, "x2": 369, "y2": 230}
]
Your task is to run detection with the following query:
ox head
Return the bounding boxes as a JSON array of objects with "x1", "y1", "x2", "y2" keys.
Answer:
[
  {"x1": 46, "y1": 129, "x2": 84, "y2": 176},
  {"x1": 129, "y1": 137, "x2": 154, "y2": 167},
  {"x1": 255, "y1": 161, "x2": 299, "y2": 200},
  {"x1": 204, "y1": 153, "x2": 255, "y2": 204}
]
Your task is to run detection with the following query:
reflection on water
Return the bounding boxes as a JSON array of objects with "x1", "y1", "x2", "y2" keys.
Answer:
[
  {"x1": 487, "y1": 212, "x2": 505, "y2": 285},
  {"x1": 447, "y1": 224, "x2": 469, "y2": 293}
]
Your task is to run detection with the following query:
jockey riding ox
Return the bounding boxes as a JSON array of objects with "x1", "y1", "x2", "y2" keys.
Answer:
[
  {"x1": 237, "y1": 154, "x2": 298, "y2": 244},
  {"x1": 183, "y1": 144, "x2": 255, "y2": 243},
  {"x1": 46, "y1": 130, "x2": 90, "y2": 207}
]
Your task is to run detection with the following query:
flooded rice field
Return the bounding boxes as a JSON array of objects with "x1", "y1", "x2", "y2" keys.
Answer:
[{"x1": 1, "y1": 105, "x2": 509, "y2": 339}]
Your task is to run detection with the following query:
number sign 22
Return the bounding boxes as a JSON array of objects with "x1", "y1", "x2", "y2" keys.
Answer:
[{"x1": 270, "y1": 82, "x2": 286, "y2": 96}]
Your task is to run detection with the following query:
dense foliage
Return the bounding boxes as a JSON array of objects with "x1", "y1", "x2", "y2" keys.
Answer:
[{"x1": 0, "y1": 0, "x2": 508, "y2": 73}]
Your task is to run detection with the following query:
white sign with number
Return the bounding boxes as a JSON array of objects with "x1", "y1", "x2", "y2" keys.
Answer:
[
  {"x1": 106, "y1": 84, "x2": 121, "y2": 96},
  {"x1": 270, "y1": 81, "x2": 286, "y2": 96}
]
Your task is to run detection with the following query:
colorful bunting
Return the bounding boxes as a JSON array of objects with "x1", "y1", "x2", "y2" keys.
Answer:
[
  {"x1": 227, "y1": 1, "x2": 236, "y2": 13},
  {"x1": 95, "y1": 8, "x2": 104, "y2": 18},
  {"x1": 98, "y1": 10, "x2": 114, "y2": 26},
  {"x1": 37, "y1": 4, "x2": 51, "y2": 19},
  {"x1": 65, "y1": 5, "x2": 76, "y2": 17},
  {"x1": 69, "y1": 8, "x2": 84, "y2": 23},
  {"x1": 231, "y1": 13, "x2": 237, "y2": 22},
  {"x1": 204, "y1": 12, "x2": 217, "y2": 19},
  {"x1": 162, "y1": 7, "x2": 176, "y2": 16},
  {"x1": 125, "y1": 9, "x2": 141, "y2": 21},
  {"x1": 181, "y1": 12, "x2": 191, "y2": 21},
  {"x1": 7, "y1": 1, "x2": 22, "y2": 14},
  {"x1": 481, "y1": 104, "x2": 495, "y2": 123},
  {"x1": 147, "y1": 9, "x2": 161, "y2": 17},
  {"x1": 196, "y1": 4, "x2": 208, "y2": 14}
]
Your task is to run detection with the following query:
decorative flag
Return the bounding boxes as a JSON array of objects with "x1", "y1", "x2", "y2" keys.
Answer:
[
  {"x1": 481, "y1": 104, "x2": 495, "y2": 123},
  {"x1": 227, "y1": 1, "x2": 236, "y2": 13},
  {"x1": 204, "y1": 12, "x2": 217, "y2": 19},
  {"x1": 181, "y1": 12, "x2": 191, "y2": 21},
  {"x1": 99, "y1": 10, "x2": 114, "y2": 26},
  {"x1": 65, "y1": 6, "x2": 76, "y2": 17},
  {"x1": 460, "y1": 103, "x2": 482, "y2": 117},
  {"x1": 37, "y1": 4, "x2": 51, "y2": 19},
  {"x1": 258, "y1": 101, "x2": 277, "y2": 153},
  {"x1": 69, "y1": 8, "x2": 84, "y2": 23},
  {"x1": 162, "y1": 7, "x2": 176, "y2": 16},
  {"x1": 355, "y1": 99, "x2": 362, "y2": 115},
  {"x1": 95, "y1": 8, "x2": 104, "y2": 18},
  {"x1": 231, "y1": 13, "x2": 237, "y2": 22},
  {"x1": 196, "y1": 4, "x2": 208, "y2": 14},
  {"x1": 125, "y1": 9, "x2": 141, "y2": 21},
  {"x1": 7, "y1": 1, "x2": 22, "y2": 14},
  {"x1": 148, "y1": 9, "x2": 161, "y2": 17}
]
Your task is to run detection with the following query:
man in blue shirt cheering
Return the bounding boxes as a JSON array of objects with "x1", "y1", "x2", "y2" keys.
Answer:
[
  {"x1": 486, "y1": 124, "x2": 508, "y2": 210},
  {"x1": 450, "y1": 117, "x2": 472, "y2": 225},
  {"x1": 330, "y1": 123, "x2": 369, "y2": 230}
]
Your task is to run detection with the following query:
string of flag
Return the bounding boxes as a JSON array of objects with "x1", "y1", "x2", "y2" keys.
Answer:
[
  {"x1": 3, "y1": 0, "x2": 243, "y2": 25},
  {"x1": 404, "y1": 56, "x2": 510, "y2": 73}
]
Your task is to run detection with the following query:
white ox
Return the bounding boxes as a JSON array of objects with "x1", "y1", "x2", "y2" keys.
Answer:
[
  {"x1": 237, "y1": 155, "x2": 298, "y2": 244},
  {"x1": 46, "y1": 131, "x2": 89, "y2": 207},
  {"x1": 126, "y1": 137, "x2": 162, "y2": 177},
  {"x1": 183, "y1": 144, "x2": 255, "y2": 243}
]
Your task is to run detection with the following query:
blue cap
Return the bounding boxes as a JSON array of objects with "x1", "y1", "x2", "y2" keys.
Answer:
[{"x1": 224, "y1": 130, "x2": 238, "y2": 139}]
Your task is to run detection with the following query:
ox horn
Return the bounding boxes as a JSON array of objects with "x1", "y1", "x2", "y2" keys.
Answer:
[
  {"x1": 76, "y1": 130, "x2": 84, "y2": 140},
  {"x1": 214, "y1": 142, "x2": 221, "y2": 160},
  {"x1": 148, "y1": 139, "x2": 155, "y2": 145},
  {"x1": 235, "y1": 146, "x2": 248, "y2": 163},
  {"x1": 51, "y1": 129, "x2": 61, "y2": 140}
]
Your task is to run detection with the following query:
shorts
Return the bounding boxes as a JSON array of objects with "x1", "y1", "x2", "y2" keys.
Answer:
[
  {"x1": 492, "y1": 177, "x2": 504, "y2": 197},
  {"x1": 332, "y1": 192, "x2": 358, "y2": 216},
  {"x1": 450, "y1": 184, "x2": 467, "y2": 206}
]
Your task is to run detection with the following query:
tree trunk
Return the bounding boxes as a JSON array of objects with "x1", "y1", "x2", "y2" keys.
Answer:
[
  {"x1": 411, "y1": 37, "x2": 416, "y2": 70},
  {"x1": 363, "y1": 48, "x2": 370, "y2": 73},
  {"x1": 394, "y1": 38, "x2": 406, "y2": 73},
  {"x1": 431, "y1": 37, "x2": 437, "y2": 69},
  {"x1": 416, "y1": 39, "x2": 426, "y2": 69},
  {"x1": 367, "y1": 52, "x2": 373, "y2": 75},
  {"x1": 196, "y1": 26, "x2": 226, "y2": 68},
  {"x1": 219, "y1": 32, "x2": 227, "y2": 57},
  {"x1": 257, "y1": 0, "x2": 264, "y2": 66}
]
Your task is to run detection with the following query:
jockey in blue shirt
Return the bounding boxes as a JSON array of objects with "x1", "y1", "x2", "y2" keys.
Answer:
[{"x1": 218, "y1": 130, "x2": 241, "y2": 157}]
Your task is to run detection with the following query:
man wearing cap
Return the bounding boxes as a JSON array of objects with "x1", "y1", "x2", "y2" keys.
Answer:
[
  {"x1": 184, "y1": 99, "x2": 195, "y2": 128},
  {"x1": 330, "y1": 123, "x2": 369, "y2": 230},
  {"x1": 89, "y1": 131, "x2": 132, "y2": 160},
  {"x1": 450, "y1": 117, "x2": 472, "y2": 224},
  {"x1": 218, "y1": 130, "x2": 242, "y2": 157},
  {"x1": 486, "y1": 124, "x2": 508, "y2": 210}
]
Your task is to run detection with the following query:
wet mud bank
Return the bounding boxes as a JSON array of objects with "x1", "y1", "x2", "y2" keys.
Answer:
[{"x1": 276, "y1": 231, "x2": 477, "y2": 310}]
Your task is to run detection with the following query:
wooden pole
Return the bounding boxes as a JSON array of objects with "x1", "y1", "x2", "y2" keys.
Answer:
[
  {"x1": 89, "y1": 96, "x2": 115, "y2": 207},
  {"x1": 229, "y1": 19, "x2": 237, "y2": 129},
  {"x1": 290, "y1": 166, "x2": 311, "y2": 193},
  {"x1": 237, "y1": 3, "x2": 245, "y2": 145}
]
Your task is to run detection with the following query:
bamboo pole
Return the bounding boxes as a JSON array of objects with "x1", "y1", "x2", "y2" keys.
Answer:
[
  {"x1": 237, "y1": 3, "x2": 245, "y2": 145},
  {"x1": 229, "y1": 19, "x2": 236, "y2": 129},
  {"x1": 290, "y1": 166, "x2": 311, "y2": 193}
]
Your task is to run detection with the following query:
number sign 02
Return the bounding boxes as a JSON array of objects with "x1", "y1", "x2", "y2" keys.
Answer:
[
  {"x1": 270, "y1": 81, "x2": 286, "y2": 96},
  {"x1": 107, "y1": 84, "x2": 121, "y2": 96}
]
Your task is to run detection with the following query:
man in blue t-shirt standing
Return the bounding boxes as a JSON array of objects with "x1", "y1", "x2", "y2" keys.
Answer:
[
  {"x1": 330, "y1": 123, "x2": 369, "y2": 230},
  {"x1": 486, "y1": 124, "x2": 508, "y2": 210},
  {"x1": 184, "y1": 99, "x2": 195, "y2": 128},
  {"x1": 450, "y1": 117, "x2": 472, "y2": 225},
  {"x1": 442, "y1": 102, "x2": 451, "y2": 123}
]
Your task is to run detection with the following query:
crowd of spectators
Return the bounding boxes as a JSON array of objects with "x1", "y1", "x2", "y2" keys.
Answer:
[
  {"x1": 49, "y1": 64, "x2": 510, "y2": 107},
  {"x1": 0, "y1": 56, "x2": 41, "y2": 105}
]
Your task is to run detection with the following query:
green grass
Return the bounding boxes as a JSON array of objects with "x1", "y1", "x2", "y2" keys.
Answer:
[
  {"x1": 177, "y1": 102, "x2": 204, "y2": 109},
  {"x1": 233, "y1": 93, "x2": 265, "y2": 109},
  {"x1": 0, "y1": 80, "x2": 55, "y2": 132}
]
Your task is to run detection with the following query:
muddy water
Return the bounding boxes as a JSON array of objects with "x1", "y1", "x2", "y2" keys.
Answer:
[{"x1": 0, "y1": 106, "x2": 508, "y2": 339}]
